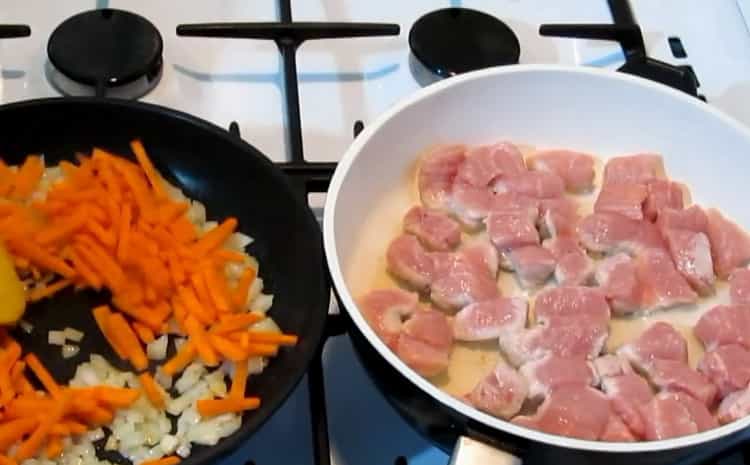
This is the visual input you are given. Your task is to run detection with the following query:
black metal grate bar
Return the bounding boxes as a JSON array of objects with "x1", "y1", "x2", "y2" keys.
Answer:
[
  {"x1": 607, "y1": 0, "x2": 636, "y2": 25},
  {"x1": 0, "y1": 24, "x2": 31, "y2": 39}
]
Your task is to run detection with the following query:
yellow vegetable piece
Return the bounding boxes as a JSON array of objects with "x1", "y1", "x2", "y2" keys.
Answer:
[{"x1": 0, "y1": 241, "x2": 26, "y2": 324}]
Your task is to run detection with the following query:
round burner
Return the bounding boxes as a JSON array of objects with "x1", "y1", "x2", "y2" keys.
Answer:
[
  {"x1": 409, "y1": 8, "x2": 520, "y2": 85},
  {"x1": 47, "y1": 9, "x2": 163, "y2": 98}
]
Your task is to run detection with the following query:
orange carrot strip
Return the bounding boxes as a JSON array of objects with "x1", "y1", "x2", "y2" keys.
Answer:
[
  {"x1": 161, "y1": 341, "x2": 196, "y2": 376},
  {"x1": 70, "y1": 248, "x2": 103, "y2": 290},
  {"x1": 140, "y1": 455, "x2": 181, "y2": 465},
  {"x1": 131, "y1": 139, "x2": 166, "y2": 198},
  {"x1": 211, "y1": 312, "x2": 264, "y2": 334},
  {"x1": 168, "y1": 217, "x2": 197, "y2": 244},
  {"x1": 14, "y1": 392, "x2": 69, "y2": 461},
  {"x1": 116, "y1": 163, "x2": 156, "y2": 222},
  {"x1": 0, "y1": 160, "x2": 15, "y2": 197},
  {"x1": 245, "y1": 343, "x2": 279, "y2": 357},
  {"x1": 45, "y1": 436, "x2": 63, "y2": 459},
  {"x1": 178, "y1": 285, "x2": 214, "y2": 325},
  {"x1": 183, "y1": 316, "x2": 219, "y2": 367},
  {"x1": 246, "y1": 331, "x2": 298, "y2": 346},
  {"x1": 159, "y1": 202, "x2": 189, "y2": 224},
  {"x1": 203, "y1": 265, "x2": 231, "y2": 313},
  {"x1": 84, "y1": 219, "x2": 117, "y2": 248},
  {"x1": 93, "y1": 386, "x2": 141, "y2": 408},
  {"x1": 232, "y1": 267, "x2": 257, "y2": 309},
  {"x1": 229, "y1": 359, "x2": 249, "y2": 399},
  {"x1": 112, "y1": 299, "x2": 163, "y2": 331},
  {"x1": 0, "y1": 455, "x2": 16, "y2": 465},
  {"x1": 36, "y1": 209, "x2": 89, "y2": 246},
  {"x1": 62, "y1": 421, "x2": 87, "y2": 435},
  {"x1": 92, "y1": 305, "x2": 128, "y2": 359},
  {"x1": 25, "y1": 354, "x2": 61, "y2": 398},
  {"x1": 9, "y1": 361, "x2": 25, "y2": 393},
  {"x1": 138, "y1": 372, "x2": 165, "y2": 409},
  {"x1": 214, "y1": 249, "x2": 247, "y2": 263},
  {"x1": 26, "y1": 279, "x2": 72, "y2": 303},
  {"x1": 192, "y1": 218, "x2": 238, "y2": 257},
  {"x1": 10, "y1": 155, "x2": 44, "y2": 200},
  {"x1": 0, "y1": 417, "x2": 38, "y2": 451},
  {"x1": 8, "y1": 239, "x2": 76, "y2": 278},
  {"x1": 117, "y1": 202, "x2": 132, "y2": 263},
  {"x1": 108, "y1": 313, "x2": 149, "y2": 371},
  {"x1": 167, "y1": 254, "x2": 186, "y2": 288},
  {"x1": 208, "y1": 333, "x2": 247, "y2": 362},
  {"x1": 133, "y1": 322, "x2": 156, "y2": 344},
  {"x1": 196, "y1": 397, "x2": 260, "y2": 418},
  {"x1": 74, "y1": 236, "x2": 124, "y2": 287}
]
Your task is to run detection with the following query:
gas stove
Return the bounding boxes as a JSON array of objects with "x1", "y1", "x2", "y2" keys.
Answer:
[{"x1": 2, "y1": 1, "x2": 750, "y2": 465}]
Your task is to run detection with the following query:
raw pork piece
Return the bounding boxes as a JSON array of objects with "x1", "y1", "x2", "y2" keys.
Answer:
[
  {"x1": 640, "y1": 392, "x2": 716, "y2": 440},
  {"x1": 533, "y1": 286, "x2": 610, "y2": 329},
  {"x1": 601, "y1": 415, "x2": 637, "y2": 442},
  {"x1": 520, "y1": 355, "x2": 597, "y2": 400},
  {"x1": 386, "y1": 234, "x2": 434, "y2": 291},
  {"x1": 430, "y1": 249, "x2": 499, "y2": 310},
  {"x1": 617, "y1": 322, "x2": 688, "y2": 372},
  {"x1": 577, "y1": 212, "x2": 665, "y2": 255},
  {"x1": 730, "y1": 268, "x2": 750, "y2": 306},
  {"x1": 595, "y1": 253, "x2": 641, "y2": 315},
  {"x1": 717, "y1": 386, "x2": 750, "y2": 424},
  {"x1": 418, "y1": 145, "x2": 465, "y2": 211},
  {"x1": 647, "y1": 359, "x2": 718, "y2": 406},
  {"x1": 656, "y1": 205, "x2": 709, "y2": 236},
  {"x1": 492, "y1": 171, "x2": 565, "y2": 199},
  {"x1": 602, "y1": 154, "x2": 664, "y2": 187},
  {"x1": 601, "y1": 372, "x2": 654, "y2": 438},
  {"x1": 485, "y1": 210, "x2": 539, "y2": 252},
  {"x1": 694, "y1": 304, "x2": 750, "y2": 351},
  {"x1": 643, "y1": 180, "x2": 685, "y2": 221},
  {"x1": 396, "y1": 308, "x2": 453, "y2": 377},
  {"x1": 706, "y1": 208, "x2": 750, "y2": 279},
  {"x1": 507, "y1": 245, "x2": 556, "y2": 288},
  {"x1": 512, "y1": 385, "x2": 611, "y2": 440},
  {"x1": 670, "y1": 392, "x2": 718, "y2": 431},
  {"x1": 461, "y1": 238, "x2": 500, "y2": 278},
  {"x1": 594, "y1": 184, "x2": 648, "y2": 221},
  {"x1": 466, "y1": 360, "x2": 528, "y2": 419},
  {"x1": 544, "y1": 236, "x2": 595, "y2": 286},
  {"x1": 491, "y1": 192, "x2": 540, "y2": 220},
  {"x1": 637, "y1": 247, "x2": 698, "y2": 310},
  {"x1": 538, "y1": 197, "x2": 580, "y2": 238},
  {"x1": 456, "y1": 143, "x2": 526, "y2": 187},
  {"x1": 403, "y1": 206, "x2": 461, "y2": 251},
  {"x1": 528, "y1": 149, "x2": 596, "y2": 193},
  {"x1": 663, "y1": 229, "x2": 715, "y2": 296},
  {"x1": 359, "y1": 288, "x2": 419, "y2": 348},
  {"x1": 450, "y1": 181, "x2": 495, "y2": 228},
  {"x1": 593, "y1": 354, "x2": 633, "y2": 380},
  {"x1": 698, "y1": 344, "x2": 750, "y2": 398},
  {"x1": 453, "y1": 297, "x2": 527, "y2": 341},
  {"x1": 500, "y1": 321, "x2": 608, "y2": 367}
]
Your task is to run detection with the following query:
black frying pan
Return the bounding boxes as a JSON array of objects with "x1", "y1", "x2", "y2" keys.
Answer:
[{"x1": 0, "y1": 97, "x2": 329, "y2": 464}]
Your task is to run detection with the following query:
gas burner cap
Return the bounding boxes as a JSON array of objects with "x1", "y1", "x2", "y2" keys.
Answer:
[
  {"x1": 409, "y1": 8, "x2": 520, "y2": 85},
  {"x1": 47, "y1": 9, "x2": 163, "y2": 98}
]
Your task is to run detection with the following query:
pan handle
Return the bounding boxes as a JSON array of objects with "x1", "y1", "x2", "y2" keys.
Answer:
[{"x1": 449, "y1": 436, "x2": 522, "y2": 465}]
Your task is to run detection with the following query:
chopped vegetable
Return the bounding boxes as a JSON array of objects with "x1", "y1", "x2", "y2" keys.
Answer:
[
  {"x1": 196, "y1": 397, "x2": 260, "y2": 418},
  {"x1": 140, "y1": 455, "x2": 180, "y2": 465},
  {"x1": 138, "y1": 372, "x2": 165, "y2": 409}
]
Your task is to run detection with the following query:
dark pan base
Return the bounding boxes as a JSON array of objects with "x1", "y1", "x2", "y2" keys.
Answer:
[
  {"x1": 0, "y1": 98, "x2": 329, "y2": 465},
  {"x1": 346, "y1": 319, "x2": 750, "y2": 465}
]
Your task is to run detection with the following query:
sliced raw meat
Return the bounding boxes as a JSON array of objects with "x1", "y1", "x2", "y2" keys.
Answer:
[
  {"x1": 533, "y1": 286, "x2": 610, "y2": 328},
  {"x1": 544, "y1": 236, "x2": 594, "y2": 286},
  {"x1": 456, "y1": 143, "x2": 525, "y2": 187},
  {"x1": 358, "y1": 288, "x2": 419, "y2": 348},
  {"x1": 528, "y1": 149, "x2": 596, "y2": 193},
  {"x1": 637, "y1": 248, "x2": 698, "y2": 310},
  {"x1": 698, "y1": 344, "x2": 750, "y2": 398},
  {"x1": 706, "y1": 208, "x2": 750, "y2": 279},
  {"x1": 453, "y1": 297, "x2": 527, "y2": 341},
  {"x1": 430, "y1": 252, "x2": 499, "y2": 310},
  {"x1": 594, "y1": 354, "x2": 633, "y2": 380},
  {"x1": 418, "y1": 145, "x2": 465, "y2": 211},
  {"x1": 595, "y1": 253, "x2": 641, "y2": 315},
  {"x1": 402, "y1": 308, "x2": 453, "y2": 351},
  {"x1": 601, "y1": 414, "x2": 637, "y2": 442},
  {"x1": 512, "y1": 385, "x2": 610, "y2": 440},
  {"x1": 490, "y1": 192, "x2": 539, "y2": 219},
  {"x1": 460, "y1": 238, "x2": 500, "y2": 278},
  {"x1": 577, "y1": 213, "x2": 665, "y2": 255},
  {"x1": 601, "y1": 372, "x2": 654, "y2": 438},
  {"x1": 395, "y1": 332, "x2": 450, "y2": 377},
  {"x1": 543, "y1": 235, "x2": 582, "y2": 259},
  {"x1": 647, "y1": 359, "x2": 717, "y2": 406},
  {"x1": 656, "y1": 205, "x2": 709, "y2": 236},
  {"x1": 507, "y1": 245, "x2": 556, "y2": 288},
  {"x1": 663, "y1": 229, "x2": 715, "y2": 296},
  {"x1": 594, "y1": 184, "x2": 648, "y2": 221},
  {"x1": 485, "y1": 210, "x2": 539, "y2": 252},
  {"x1": 520, "y1": 355, "x2": 597, "y2": 400},
  {"x1": 671, "y1": 392, "x2": 718, "y2": 431},
  {"x1": 492, "y1": 171, "x2": 565, "y2": 199},
  {"x1": 643, "y1": 180, "x2": 685, "y2": 221},
  {"x1": 717, "y1": 387, "x2": 750, "y2": 424},
  {"x1": 639, "y1": 393, "x2": 699, "y2": 440},
  {"x1": 618, "y1": 322, "x2": 688, "y2": 372},
  {"x1": 730, "y1": 268, "x2": 750, "y2": 306},
  {"x1": 500, "y1": 321, "x2": 608, "y2": 367},
  {"x1": 602, "y1": 154, "x2": 664, "y2": 187},
  {"x1": 403, "y1": 206, "x2": 461, "y2": 251},
  {"x1": 694, "y1": 304, "x2": 750, "y2": 351},
  {"x1": 386, "y1": 234, "x2": 434, "y2": 291},
  {"x1": 538, "y1": 197, "x2": 580, "y2": 238},
  {"x1": 450, "y1": 181, "x2": 494, "y2": 228},
  {"x1": 466, "y1": 360, "x2": 528, "y2": 419}
]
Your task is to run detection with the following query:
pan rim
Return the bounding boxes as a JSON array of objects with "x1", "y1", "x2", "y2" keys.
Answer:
[{"x1": 323, "y1": 64, "x2": 750, "y2": 453}]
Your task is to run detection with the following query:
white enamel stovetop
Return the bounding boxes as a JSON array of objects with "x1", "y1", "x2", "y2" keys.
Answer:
[{"x1": 2, "y1": 2, "x2": 750, "y2": 464}]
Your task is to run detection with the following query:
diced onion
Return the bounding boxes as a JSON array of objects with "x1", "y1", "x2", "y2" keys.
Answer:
[
  {"x1": 62, "y1": 344, "x2": 80, "y2": 359},
  {"x1": 225, "y1": 231, "x2": 253, "y2": 250},
  {"x1": 251, "y1": 293, "x2": 274, "y2": 313},
  {"x1": 18, "y1": 320, "x2": 33, "y2": 334},
  {"x1": 251, "y1": 317, "x2": 280, "y2": 334},
  {"x1": 63, "y1": 327, "x2": 84, "y2": 342},
  {"x1": 175, "y1": 363, "x2": 206, "y2": 394},
  {"x1": 48, "y1": 330, "x2": 66, "y2": 346},
  {"x1": 147, "y1": 335, "x2": 168, "y2": 360}
]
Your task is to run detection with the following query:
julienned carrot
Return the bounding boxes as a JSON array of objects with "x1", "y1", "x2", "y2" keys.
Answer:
[
  {"x1": 0, "y1": 455, "x2": 17, "y2": 465},
  {"x1": 113, "y1": 299, "x2": 163, "y2": 330},
  {"x1": 211, "y1": 312, "x2": 264, "y2": 334},
  {"x1": 191, "y1": 217, "x2": 238, "y2": 257},
  {"x1": 117, "y1": 202, "x2": 132, "y2": 263},
  {"x1": 24, "y1": 354, "x2": 61, "y2": 399},
  {"x1": 140, "y1": 455, "x2": 180, "y2": 465},
  {"x1": 92, "y1": 305, "x2": 128, "y2": 359},
  {"x1": 133, "y1": 321, "x2": 156, "y2": 344},
  {"x1": 138, "y1": 372, "x2": 165, "y2": 409},
  {"x1": 214, "y1": 249, "x2": 246, "y2": 263},
  {"x1": 229, "y1": 359, "x2": 249, "y2": 400},
  {"x1": 232, "y1": 267, "x2": 257, "y2": 309},
  {"x1": 85, "y1": 219, "x2": 117, "y2": 248},
  {"x1": 244, "y1": 343, "x2": 278, "y2": 357},
  {"x1": 4, "y1": 397, "x2": 55, "y2": 419},
  {"x1": 45, "y1": 435, "x2": 63, "y2": 459},
  {"x1": 203, "y1": 265, "x2": 231, "y2": 312},
  {"x1": 70, "y1": 248, "x2": 103, "y2": 290},
  {"x1": 131, "y1": 139, "x2": 166, "y2": 199},
  {"x1": 14, "y1": 391, "x2": 69, "y2": 461},
  {"x1": 108, "y1": 313, "x2": 148, "y2": 371},
  {"x1": 10, "y1": 155, "x2": 44, "y2": 200},
  {"x1": 162, "y1": 342, "x2": 196, "y2": 376},
  {"x1": 158, "y1": 202, "x2": 188, "y2": 225},
  {"x1": 8, "y1": 239, "x2": 76, "y2": 278},
  {"x1": 184, "y1": 316, "x2": 218, "y2": 367},
  {"x1": 26, "y1": 278, "x2": 73, "y2": 303},
  {"x1": 93, "y1": 386, "x2": 141, "y2": 408},
  {"x1": 178, "y1": 285, "x2": 214, "y2": 325},
  {"x1": 246, "y1": 331, "x2": 299, "y2": 347},
  {"x1": 0, "y1": 417, "x2": 38, "y2": 451},
  {"x1": 196, "y1": 397, "x2": 260, "y2": 418},
  {"x1": 0, "y1": 160, "x2": 15, "y2": 197},
  {"x1": 36, "y1": 208, "x2": 89, "y2": 246},
  {"x1": 208, "y1": 334, "x2": 246, "y2": 362}
]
